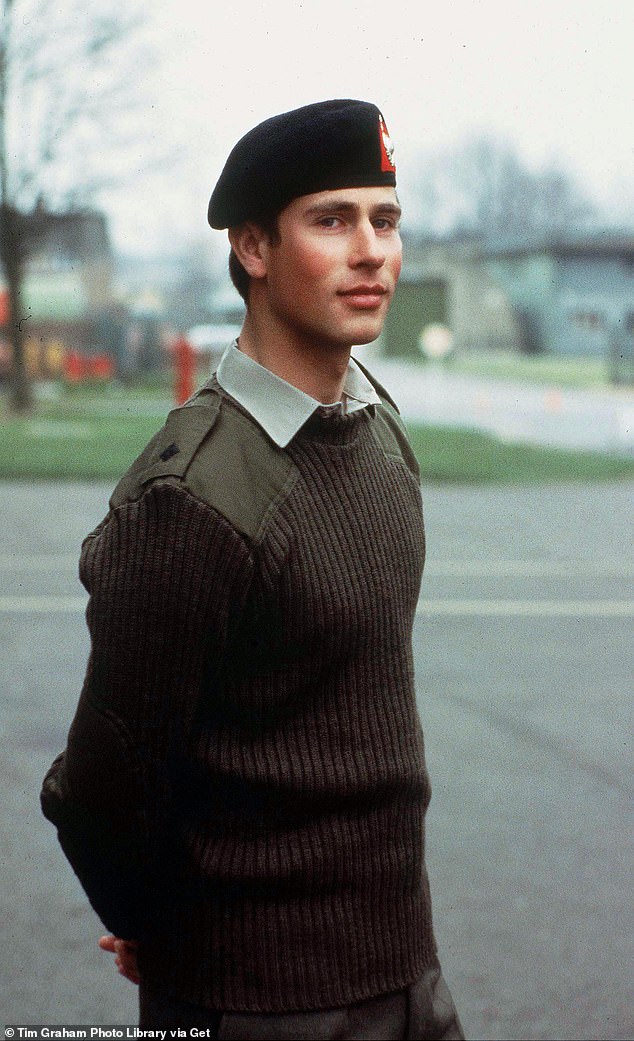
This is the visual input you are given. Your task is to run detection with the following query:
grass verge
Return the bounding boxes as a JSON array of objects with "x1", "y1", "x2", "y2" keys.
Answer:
[
  {"x1": 405, "y1": 423, "x2": 634, "y2": 483},
  {"x1": 0, "y1": 388, "x2": 632, "y2": 483}
]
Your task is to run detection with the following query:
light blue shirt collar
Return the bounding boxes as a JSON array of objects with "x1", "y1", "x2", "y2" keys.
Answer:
[{"x1": 216, "y1": 342, "x2": 381, "y2": 447}]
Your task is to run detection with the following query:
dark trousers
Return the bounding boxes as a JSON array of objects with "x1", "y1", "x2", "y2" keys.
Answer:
[{"x1": 139, "y1": 960, "x2": 465, "y2": 1040}]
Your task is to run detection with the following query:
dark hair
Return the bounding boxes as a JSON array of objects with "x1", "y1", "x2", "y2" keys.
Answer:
[{"x1": 228, "y1": 213, "x2": 281, "y2": 304}]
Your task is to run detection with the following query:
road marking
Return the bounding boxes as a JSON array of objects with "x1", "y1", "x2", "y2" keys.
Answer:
[
  {"x1": 425, "y1": 560, "x2": 634, "y2": 577},
  {"x1": 2, "y1": 555, "x2": 633, "y2": 577},
  {"x1": 0, "y1": 596, "x2": 87, "y2": 613},
  {"x1": 416, "y1": 599, "x2": 634, "y2": 617},
  {"x1": 1, "y1": 595, "x2": 633, "y2": 617},
  {"x1": 0, "y1": 555, "x2": 78, "y2": 570}
]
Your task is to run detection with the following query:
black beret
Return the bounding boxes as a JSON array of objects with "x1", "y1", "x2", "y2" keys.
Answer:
[{"x1": 208, "y1": 99, "x2": 397, "y2": 229}]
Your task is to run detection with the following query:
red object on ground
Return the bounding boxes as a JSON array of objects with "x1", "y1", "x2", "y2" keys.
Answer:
[
  {"x1": 90, "y1": 354, "x2": 115, "y2": 380},
  {"x1": 173, "y1": 334, "x2": 196, "y2": 405},
  {"x1": 0, "y1": 289, "x2": 10, "y2": 325},
  {"x1": 63, "y1": 350, "x2": 115, "y2": 383},
  {"x1": 64, "y1": 350, "x2": 84, "y2": 383}
]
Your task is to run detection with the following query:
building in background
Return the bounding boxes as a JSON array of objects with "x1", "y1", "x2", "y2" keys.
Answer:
[
  {"x1": 384, "y1": 237, "x2": 523, "y2": 360},
  {"x1": 0, "y1": 206, "x2": 122, "y2": 379},
  {"x1": 386, "y1": 231, "x2": 634, "y2": 381},
  {"x1": 484, "y1": 232, "x2": 634, "y2": 378}
]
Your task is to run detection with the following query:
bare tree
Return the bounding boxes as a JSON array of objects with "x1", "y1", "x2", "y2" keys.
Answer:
[
  {"x1": 405, "y1": 134, "x2": 595, "y2": 242},
  {"x1": 0, "y1": 0, "x2": 148, "y2": 411}
]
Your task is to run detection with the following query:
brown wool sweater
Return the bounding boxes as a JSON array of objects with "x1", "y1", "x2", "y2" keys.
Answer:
[{"x1": 41, "y1": 383, "x2": 437, "y2": 1013}]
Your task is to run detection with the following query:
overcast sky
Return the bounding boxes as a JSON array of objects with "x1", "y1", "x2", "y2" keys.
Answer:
[{"x1": 105, "y1": 0, "x2": 633, "y2": 254}]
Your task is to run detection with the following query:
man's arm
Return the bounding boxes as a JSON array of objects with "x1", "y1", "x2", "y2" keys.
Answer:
[
  {"x1": 41, "y1": 480, "x2": 253, "y2": 941},
  {"x1": 40, "y1": 702, "x2": 149, "y2": 939}
]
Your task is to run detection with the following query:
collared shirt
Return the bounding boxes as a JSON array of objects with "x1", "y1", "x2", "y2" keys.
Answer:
[{"x1": 216, "y1": 342, "x2": 381, "y2": 448}]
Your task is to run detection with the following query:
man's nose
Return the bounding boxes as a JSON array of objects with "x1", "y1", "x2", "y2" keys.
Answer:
[{"x1": 349, "y1": 222, "x2": 386, "y2": 267}]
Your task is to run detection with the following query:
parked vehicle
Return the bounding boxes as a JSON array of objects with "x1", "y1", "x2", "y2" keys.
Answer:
[{"x1": 188, "y1": 294, "x2": 245, "y2": 371}]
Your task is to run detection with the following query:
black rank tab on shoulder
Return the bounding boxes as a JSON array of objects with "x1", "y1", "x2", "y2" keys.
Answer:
[{"x1": 159, "y1": 442, "x2": 180, "y2": 463}]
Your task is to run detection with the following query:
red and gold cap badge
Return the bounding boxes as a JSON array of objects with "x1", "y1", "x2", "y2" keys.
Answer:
[{"x1": 378, "y1": 114, "x2": 396, "y2": 174}]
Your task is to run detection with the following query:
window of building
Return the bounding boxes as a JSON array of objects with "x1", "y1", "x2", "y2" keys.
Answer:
[{"x1": 570, "y1": 310, "x2": 606, "y2": 331}]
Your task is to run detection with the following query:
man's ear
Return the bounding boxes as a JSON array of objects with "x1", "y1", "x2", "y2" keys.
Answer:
[{"x1": 228, "y1": 224, "x2": 269, "y2": 279}]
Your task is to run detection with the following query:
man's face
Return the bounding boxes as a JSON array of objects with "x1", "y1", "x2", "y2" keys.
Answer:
[{"x1": 259, "y1": 185, "x2": 402, "y2": 350}]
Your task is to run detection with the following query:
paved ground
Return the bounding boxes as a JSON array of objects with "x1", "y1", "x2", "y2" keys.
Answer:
[
  {"x1": 1, "y1": 479, "x2": 633, "y2": 1040},
  {"x1": 368, "y1": 355, "x2": 634, "y2": 455}
]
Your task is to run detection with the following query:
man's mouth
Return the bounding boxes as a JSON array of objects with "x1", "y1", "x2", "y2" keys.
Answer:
[{"x1": 338, "y1": 285, "x2": 388, "y2": 308}]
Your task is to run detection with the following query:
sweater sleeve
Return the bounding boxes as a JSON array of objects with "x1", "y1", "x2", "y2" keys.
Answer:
[{"x1": 40, "y1": 481, "x2": 254, "y2": 939}]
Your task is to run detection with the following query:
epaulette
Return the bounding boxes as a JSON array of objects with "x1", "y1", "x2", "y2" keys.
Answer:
[
  {"x1": 109, "y1": 394, "x2": 221, "y2": 510},
  {"x1": 110, "y1": 384, "x2": 299, "y2": 544}
]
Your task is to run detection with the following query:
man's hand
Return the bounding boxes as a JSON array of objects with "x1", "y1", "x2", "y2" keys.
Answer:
[{"x1": 98, "y1": 935, "x2": 140, "y2": 985}]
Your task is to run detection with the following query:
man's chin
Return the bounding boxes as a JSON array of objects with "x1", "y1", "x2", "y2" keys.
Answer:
[
  {"x1": 299, "y1": 315, "x2": 386, "y2": 352},
  {"x1": 350, "y1": 331, "x2": 383, "y2": 347},
  {"x1": 346, "y1": 323, "x2": 385, "y2": 347},
  {"x1": 330, "y1": 312, "x2": 386, "y2": 347}
]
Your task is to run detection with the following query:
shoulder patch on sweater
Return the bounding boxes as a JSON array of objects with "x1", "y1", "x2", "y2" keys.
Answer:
[
  {"x1": 110, "y1": 387, "x2": 299, "y2": 543},
  {"x1": 109, "y1": 397, "x2": 221, "y2": 509},
  {"x1": 184, "y1": 398, "x2": 299, "y2": 543}
]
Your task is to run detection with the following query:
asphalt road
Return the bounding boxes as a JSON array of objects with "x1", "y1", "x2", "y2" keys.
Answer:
[
  {"x1": 1, "y1": 479, "x2": 632, "y2": 1040},
  {"x1": 369, "y1": 355, "x2": 634, "y2": 455}
]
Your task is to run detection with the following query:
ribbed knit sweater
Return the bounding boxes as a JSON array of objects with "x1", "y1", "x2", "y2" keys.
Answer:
[{"x1": 41, "y1": 383, "x2": 436, "y2": 1013}]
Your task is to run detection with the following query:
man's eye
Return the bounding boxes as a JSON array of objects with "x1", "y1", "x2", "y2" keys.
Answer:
[
  {"x1": 318, "y1": 216, "x2": 342, "y2": 228},
  {"x1": 374, "y1": 218, "x2": 398, "y2": 230}
]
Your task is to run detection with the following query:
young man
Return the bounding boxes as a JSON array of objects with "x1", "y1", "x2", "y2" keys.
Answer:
[{"x1": 41, "y1": 100, "x2": 464, "y2": 1039}]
